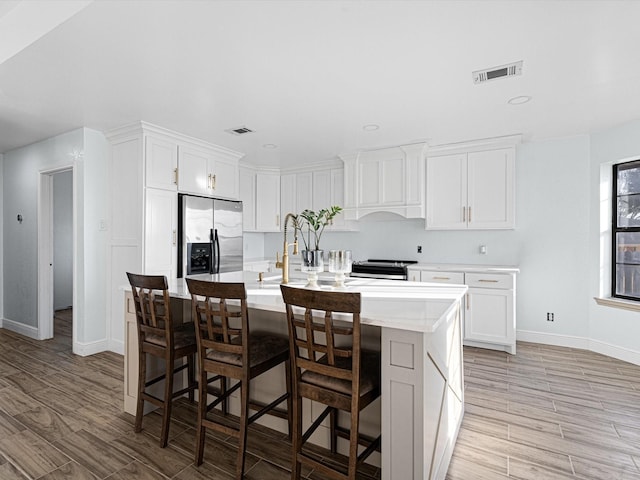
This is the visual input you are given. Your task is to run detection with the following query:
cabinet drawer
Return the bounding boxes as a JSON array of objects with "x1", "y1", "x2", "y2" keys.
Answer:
[
  {"x1": 420, "y1": 270, "x2": 465, "y2": 285},
  {"x1": 466, "y1": 272, "x2": 513, "y2": 289}
]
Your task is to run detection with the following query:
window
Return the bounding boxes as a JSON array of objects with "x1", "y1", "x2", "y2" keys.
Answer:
[{"x1": 613, "y1": 160, "x2": 640, "y2": 300}]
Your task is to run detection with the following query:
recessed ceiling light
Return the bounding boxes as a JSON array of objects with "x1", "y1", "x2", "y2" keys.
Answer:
[
  {"x1": 508, "y1": 95, "x2": 532, "y2": 105},
  {"x1": 363, "y1": 124, "x2": 380, "y2": 131},
  {"x1": 262, "y1": 143, "x2": 277, "y2": 149}
]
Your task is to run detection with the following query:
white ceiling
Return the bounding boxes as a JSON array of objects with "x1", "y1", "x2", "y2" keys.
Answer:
[{"x1": 1, "y1": 0, "x2": 640, "y2": 168}]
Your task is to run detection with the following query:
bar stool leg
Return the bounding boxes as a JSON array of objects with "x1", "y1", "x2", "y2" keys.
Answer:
[
  {"x1": 195, "y1": 368, "x2": 208, "y2": 466},
  {"x1": 187, "y1": 354, "x2": 196, "y2": 402},
  {"x1": 347, "y1": 408, "x2": 360, "y2": 479},
  {"x1": 160, "y1": 352, "x2": 175, "y2": 448},
  {"x1": 135, "y1": 349, "x2": 146, "y2": 433},
  {"x1": 330, "y1": 408, "x2": 338, "y2": 453},
  {"x1": 236, "y1": 378, "x2": 250, "y2": 479},
  {"x1": 285, "y1": 360, "x2": 293, "y2": 439},
  {"x1": 291, "y1": 392, "x2": 303, "y2": 480}
]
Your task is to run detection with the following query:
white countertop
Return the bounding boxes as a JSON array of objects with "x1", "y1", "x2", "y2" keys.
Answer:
[
  {"x1": 164, "y1": 271, "x2": 467, "y2": 334},
  {"x1": 409, "y1": 263, "x2": 520, "y2": 273}
]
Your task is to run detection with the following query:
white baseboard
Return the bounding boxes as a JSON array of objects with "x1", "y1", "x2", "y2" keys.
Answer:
[
  {"x1": 73, "y1": 339, "x2": 110, "y2": 357},
  {"x1": 517, "y1": 329, "x2": 640, "y2": 366},
  {"x1": 517, "y1": 330, "x2": 590, "y2": 349},
  {"x1": 108, "y1": 339, "x2": 124, "y2": 355},
  {"x1": 589, "y1": 339, "x2": 640, "y2": 366},
  {"x1": 1, "y1": 317, "x2": 39, "y2": 339}
]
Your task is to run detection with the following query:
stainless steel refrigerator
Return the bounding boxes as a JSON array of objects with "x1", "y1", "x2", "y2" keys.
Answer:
[{"x1": 178, "y1": 194, "x2": 243, "y2": 277}]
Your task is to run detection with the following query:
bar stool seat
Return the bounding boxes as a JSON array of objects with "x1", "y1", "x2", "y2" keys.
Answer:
[
  {"x1": 126, "y1": 272, "x2": 197, "y2": 448},
  {"x1": 301, "y1": 351, "x2": 380, "y2": 396},
  {"x1": 206, "y1": 333, "x2": 289, "y2": 368}
]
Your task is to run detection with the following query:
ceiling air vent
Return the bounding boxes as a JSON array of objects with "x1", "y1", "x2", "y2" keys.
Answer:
[
  {"x1": 226, "y1": 126, "x2": 254, "y2": 135},
  {"x1": 473, "y1": 61, "x2": 523, "y2": 84}
]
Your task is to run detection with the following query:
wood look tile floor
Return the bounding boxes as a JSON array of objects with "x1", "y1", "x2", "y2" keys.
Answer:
[
  {"x1": 2, "y1": 314, "x2": 640, "y2": 479},
  {"x1": 448, "y1": 343, "x2": 640, "y2": 479}
]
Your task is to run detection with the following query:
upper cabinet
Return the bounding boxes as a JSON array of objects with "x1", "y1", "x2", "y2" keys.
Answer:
[
  {"x1": 426, "y1": 138, "x2": 518, "y2": 230},
  {"x1": 178, "y1": 144, "x2": 240, "y2": 200},
  {"x1": 240, "y1": 166, "x2": 281, "y2": 232},
  {"x1": 339, "y1": 143, "x2": 426, "y2": 220},
  {"x1": 280, "y1": 164, "x2": 354, "y2": 231},
  {"x1": 146, "y1": 135, "x2": 178, "y2": 191}
]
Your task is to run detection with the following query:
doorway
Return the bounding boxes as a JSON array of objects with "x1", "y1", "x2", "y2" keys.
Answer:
[{"x1": 37, "y1": 166, "x2": 74, "y2": 346}]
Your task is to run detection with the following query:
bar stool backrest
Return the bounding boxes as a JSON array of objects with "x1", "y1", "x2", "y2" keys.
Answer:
[
  {"x1": 185, "y1": 279, "x2": 248, "y2": 362},
  {"x1": 127, "y1": 272, "x2": 173, "y2": 347},
  {"x1": 280, "y1": 286, "x2": 362, "y2": 392}
]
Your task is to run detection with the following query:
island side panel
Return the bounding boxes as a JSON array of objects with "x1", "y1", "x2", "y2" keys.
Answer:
[{"x1": 381, "y1": 302, "x2": 464, "y2": 480}]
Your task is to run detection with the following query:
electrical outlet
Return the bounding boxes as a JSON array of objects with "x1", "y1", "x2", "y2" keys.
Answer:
[
  {"x1": 417, "y1": 245, "x2": 422, "y2": 253},
  {"x1": 546, "y1": 312, "x2": 555, "y2": 322}
]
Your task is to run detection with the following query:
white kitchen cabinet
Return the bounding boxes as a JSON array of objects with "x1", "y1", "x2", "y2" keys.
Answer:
[
  {"x1": 340, "y1": 143, "x2": 426, "y2": 220},
  {"x1": 144, "y1": 188, "x2": 177, "y2": 279},
  {"x1": 146, "y1": 135, "x2": 178, "y2": 191},
  {"x1": 256, "y1": 172, "x2": 281, "y2": 232},
  {"x1": 239, "y1": 166, "x2": 256, "y2": 231},
  {"x1": 178, "y1": 144, "x2": 239, "y2": 200},
  {"x1": 408, "y1": 266, "x2": 517, "y2": 354},
  {"x1": 426, "y1": 147, "x2": 515, "y2": 230},
  {"x1": 465, "y1": 272, "x2": 515, "y2": 354},
  {"x1": 241, "y1": 167, "x2": 281, "y2": 232},
  {"x1": 281, "y1": 167, "x2": 353, "y2": 231}
]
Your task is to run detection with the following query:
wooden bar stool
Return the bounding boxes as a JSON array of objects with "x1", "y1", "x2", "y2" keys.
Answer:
[
  {"x1": 126, "y1": 272, "x2": 197, "y2": 448},
  {"x1": 186, "y1": 279, "x2": 292, "y2": 479},
  {"x1": 280, "y1": 286, "x2": 381, "y2": 480}
]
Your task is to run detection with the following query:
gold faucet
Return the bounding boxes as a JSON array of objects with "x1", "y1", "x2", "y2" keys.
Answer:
[{"x1": 276, "y1": 213, "x2": 299, "y2": 284}]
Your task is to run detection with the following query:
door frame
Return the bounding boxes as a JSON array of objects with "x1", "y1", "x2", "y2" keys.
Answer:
[{"x1": 37, "y1": 165, "x2": 75, "y2": 341}]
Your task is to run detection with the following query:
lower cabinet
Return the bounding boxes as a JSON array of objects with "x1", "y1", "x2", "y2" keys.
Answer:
[{"x1": 408, "y1": 267, "x2": 517, "y2": 354}]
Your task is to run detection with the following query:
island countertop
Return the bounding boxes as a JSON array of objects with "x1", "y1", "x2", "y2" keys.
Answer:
[{"x1": 166, "y1": 271, "x2": 467, "y2": 334}]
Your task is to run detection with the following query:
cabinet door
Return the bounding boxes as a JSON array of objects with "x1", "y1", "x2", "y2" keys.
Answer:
[
  {"x1": 178, "y1": 145, "x2": 209, "y2": 195},
  {"x1": 467, "y1": 148, "x2": 515, "y2": 229},
  {"x1": 239, "y1": 168, "x2": 256, "y2": 231},
  {"x1": 145, "y1": 136, "x2": 177, "y2": 191},
  {"x1": 256, "y1": 173, "x2": 281, "y2": 232},
  {"x1": 144, "y1": 188, "x2": 177, "y2": 278},
  {"x1": 280, "y1": 173, "x2": 296, "y2": 225},
  {"x1": 296, "y1": 172, "x2": 313, "y2": 212},
  {"x1": 465, "y1": 287, "x2": 514, "y2": 347},
  {"x1": 330, "y1": 168, "x2": 346, "y2": 229},
  {"x1": 380, "y1": 155, "x2": 405, "y2": 204},
  {"x1": 211, "y1": 155, "x2": 239, "y2": 200},
  {"x1": 313, "y1": 170, "x2": 331, "y2": 211},
  {"x1": 426, "y1": 154, "x2": 467, "y2": 229}
]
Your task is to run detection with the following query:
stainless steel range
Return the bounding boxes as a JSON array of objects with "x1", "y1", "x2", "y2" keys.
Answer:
[{"x1": 350, "y1": 259, "x2": 418, "y2": 280}]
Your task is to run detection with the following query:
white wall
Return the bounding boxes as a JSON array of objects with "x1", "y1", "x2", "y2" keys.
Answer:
[
  {"x1": 2, "y1": 128, "x2": 109, "y2": 353},
  {"x1": 589, "y1": 119, "x2": 640, "y2": 360},
  {"x1": 0, "y1": 153, "x2": 3, "y2": 326},
  {"x1": 53, "y1": 170, "x2": 73, "y2": 310}
]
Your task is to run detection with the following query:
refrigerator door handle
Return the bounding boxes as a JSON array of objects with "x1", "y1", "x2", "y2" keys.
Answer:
[
  {"x1": 214, "y1": 229, "x2": 221, "y2": 274},
  {"x1": 209, "y1": 228, "x2": 215, "y2": 274}
]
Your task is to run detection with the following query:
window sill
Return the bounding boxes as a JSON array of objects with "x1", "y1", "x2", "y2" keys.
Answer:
[{"x1": 594, "y1": 297, "x2": 640, "y2": 312}]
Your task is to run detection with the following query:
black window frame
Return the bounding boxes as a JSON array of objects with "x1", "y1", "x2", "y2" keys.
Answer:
[{"x1": 612, "y1": 159, "x2": 640, "y2": 301}]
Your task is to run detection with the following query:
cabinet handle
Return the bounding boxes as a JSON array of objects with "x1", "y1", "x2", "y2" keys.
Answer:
[
  {"x1": 478, "y1": 279, "x2": 499, "y2": 283},
  {"x1": 276, "y1": 214, "x2": 280, "y2": 226},
  {"x1": 172, "y1": 229, "x2": 177, "y2": 246},
  {"x1": 433, "y1": 276, "x2": 451, "y2": 280},
  {"x1": 468, "y1": 206, "x2": 472, "y2": 223},
  {"x1": 212, "y1": 174, "x2": 216, "y2": 190},
  {"x1": 466, "y1": 293, "x2": 470, "y2": 310},
  {"x1": 173, "y1": 168, "x2": 178, "y2": 185},
  {"x1": 462, "y1": 207, "x2": 466, "y2": 222}
]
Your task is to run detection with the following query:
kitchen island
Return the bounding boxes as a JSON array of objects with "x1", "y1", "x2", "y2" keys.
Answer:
[{"x1": 123, "y1": 272, "x2": 467, "y2": 480}]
